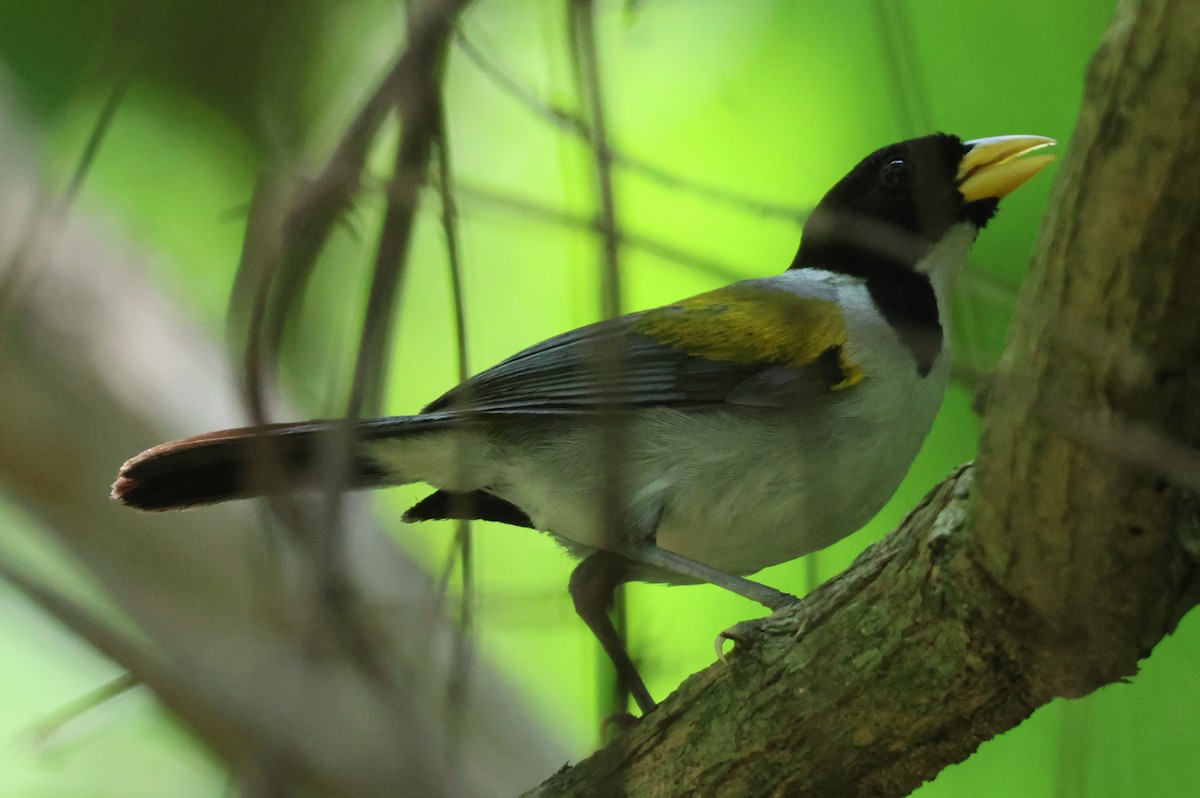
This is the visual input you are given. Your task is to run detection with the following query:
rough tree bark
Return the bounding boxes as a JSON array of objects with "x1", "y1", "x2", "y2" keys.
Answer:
[{"x1": 528, "y1": 0, "x2": 1200, "y2": 795}]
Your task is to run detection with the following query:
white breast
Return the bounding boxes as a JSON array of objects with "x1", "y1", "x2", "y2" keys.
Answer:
[{"x1": 644, "y1": 275, "x2": 951, "y2": 575}]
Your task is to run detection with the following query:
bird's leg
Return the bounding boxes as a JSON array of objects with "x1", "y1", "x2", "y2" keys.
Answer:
[
  {"x1": 637, "y1": 545, "x2": 799, "y2": 610},
  {"x1": 634, "y1": 545, "x2": 801, "y2": 661},
  {"x1": 568, "y1": 552, "x2": 657, "y2": 716}
]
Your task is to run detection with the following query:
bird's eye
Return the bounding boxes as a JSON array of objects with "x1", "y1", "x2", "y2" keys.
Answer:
[{"x1": 880, "y1": 158, "x2": 911, "y2": 189}]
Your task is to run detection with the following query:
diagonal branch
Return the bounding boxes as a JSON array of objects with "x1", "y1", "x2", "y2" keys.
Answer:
[{"x1": 526, "y1": 0, "x2": 1200, "y2": 794}]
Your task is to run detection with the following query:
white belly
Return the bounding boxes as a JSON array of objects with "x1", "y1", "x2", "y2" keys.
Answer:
[
  {"x1": 648, "y1": 368, "x2": 945, "y2": 575},
  {"x1": 488, "y1": 321, "x2": 950, "y2": 578}
]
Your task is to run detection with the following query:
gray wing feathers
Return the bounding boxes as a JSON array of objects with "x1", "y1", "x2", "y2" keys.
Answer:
[{"x1": 422, "y1": 313, "x2": 846, "y2": 417}]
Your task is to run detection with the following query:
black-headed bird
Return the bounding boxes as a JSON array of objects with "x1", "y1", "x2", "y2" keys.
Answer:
[{"x1": 113, "y1": 133, "x2": 1055, "y2": 714}]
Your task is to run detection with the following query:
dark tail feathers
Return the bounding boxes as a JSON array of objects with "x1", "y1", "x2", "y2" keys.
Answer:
[{"x1": 112, "y1": 416, "x2": 441, "y2": 511}]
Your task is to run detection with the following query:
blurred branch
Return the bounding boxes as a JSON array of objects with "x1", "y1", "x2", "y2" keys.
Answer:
[
  {"x1": 568, "y1": 0, "x2": 631, "y2": 722},
  {"x1": 454, "y1": 29, "x2": 811, "y2": 224},
  {"x1": 871, "y1": 0, "x2": 934, "y2": 136},
  {"x1": 568, "y1": 0, "x2": 621, "y2": 324},
  {"x1": 527, "y1": 0, "x2": 1200, "y2": 794},
  {"x1": 227, "y1": 0, "x2": 478, "y2": 742},
  {"x1": 0, "y1": 66, "x2": 561, "y2": 798},
  {"x1": 449, "y1": 181, "x2": 747, "y2": 282},
  {"x1": 0, "y1": 71, "x2": 128, "y2": 313},
  {"x1": 26, "y1": 673, "x2": 139, "y2": 746},
  {"x1": 311, "y1": 0, "x2": 473, "y2": 703},
  {"x1": 347, "y1": 0, "x2": 467, "y2": 415},
  {"x1": 429, "y1": 10, "x2": 476, "y2": 720},
  {"x1": 239, "y1": 0, "x2": 473, "y2": 400}
]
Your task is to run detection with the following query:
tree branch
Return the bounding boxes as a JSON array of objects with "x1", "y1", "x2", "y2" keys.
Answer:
[
  {"x1": 0, "y1": 34, "x2": 561, "y2": 798},
  {"x1": 527, "y1": 0, "x2": 1200, "y2": 794}
]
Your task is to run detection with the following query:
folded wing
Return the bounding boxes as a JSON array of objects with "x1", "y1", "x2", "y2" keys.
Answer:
[{"x1": 423, "y1": 278, "x2": 864, "y2": 416}]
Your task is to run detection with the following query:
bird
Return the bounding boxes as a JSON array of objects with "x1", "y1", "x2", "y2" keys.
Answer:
[{"x1": 113, "y1": 132, "x2": 1055, "y2": 715}]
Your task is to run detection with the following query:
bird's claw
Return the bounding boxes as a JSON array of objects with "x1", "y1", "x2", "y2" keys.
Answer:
[
  {"x1": 715, "y1": 618, "x2": 766, "y2": 662},
  {"x1": 715, "y1": 595, "x2": 801, "y2": 662}
]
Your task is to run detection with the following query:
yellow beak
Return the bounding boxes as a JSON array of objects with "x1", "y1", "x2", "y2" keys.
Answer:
[{"x1": 957, "y1": 135, "x2": 1056, "y2": 202}]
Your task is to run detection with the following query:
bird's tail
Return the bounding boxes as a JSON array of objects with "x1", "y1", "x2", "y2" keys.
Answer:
[{"x1": 112, "y1": 416, "x2": 449, "y2": 511}]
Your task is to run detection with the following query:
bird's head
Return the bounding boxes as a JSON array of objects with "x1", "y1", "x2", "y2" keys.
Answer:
[{"x1": 792, "y1": 133, "x2": 1055, "y2": 282}]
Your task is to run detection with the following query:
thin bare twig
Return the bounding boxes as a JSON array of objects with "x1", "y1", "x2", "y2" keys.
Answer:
[
  {"x1": 220, "y1": 0, "x2": 478, "y2": 744},
  {"x1": 425, "y1": 10, "x2": 479, "y2": 771},
  {"x1": 449, "y1": 181, "x2": 749, "y2": 283},
  {"x1": 309, "y1": 0, "x2": 474, "y2": 696},
  {"x1": 454, "y1": 29, "x2": 810, "y2": 225},
  {"x1": 569, "y1": 5, "x2": 621, "y2": 324},
  {"x1": 239, "y1": 0, "x2": 471, "y2": 413},
  {"x1": 432, "y1": 93, "x2": 475, "y2": 622},
  {"x1": 0, "y1": 560, "x2": 249, "y2": 769},
  {"x1": 871, "y1": 0, "x2": 934, "y2": 137},
  {"x1": 26, "y1": 673, "x2": 139, "y2": 747},
  {"x1": 568, "y1": 0, "x2": 636, "y2": 723},
  {"x1": 1, "y1": 73, "x2": 130, "y2": 313}
]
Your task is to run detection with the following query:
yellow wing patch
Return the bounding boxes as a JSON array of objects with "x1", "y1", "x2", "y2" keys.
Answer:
[{"x1": 633, "y1": 284, "x2": 864, "y2": 389}]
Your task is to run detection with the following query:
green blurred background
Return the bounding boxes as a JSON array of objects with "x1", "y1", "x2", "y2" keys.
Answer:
[{"x1": 3, "y1": 0, "x2": 1198, "y2": 795}]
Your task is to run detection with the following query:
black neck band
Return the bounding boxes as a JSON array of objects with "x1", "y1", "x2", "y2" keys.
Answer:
[{"x1": 789, "y1": 245, "x2": 942, "y2": 377}]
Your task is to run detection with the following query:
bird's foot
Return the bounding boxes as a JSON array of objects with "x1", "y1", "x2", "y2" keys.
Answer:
[
  {"x1": 715, "y1": 619, "x2": 761, "y2": 662},
  {"x1": 715, "y1": 594, "x2": 801, "y2": 662}
]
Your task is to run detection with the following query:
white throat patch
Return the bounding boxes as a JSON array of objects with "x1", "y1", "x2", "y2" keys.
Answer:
[{"x1": 914, "y1": 222, "x2": 978, "y2": 323}]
